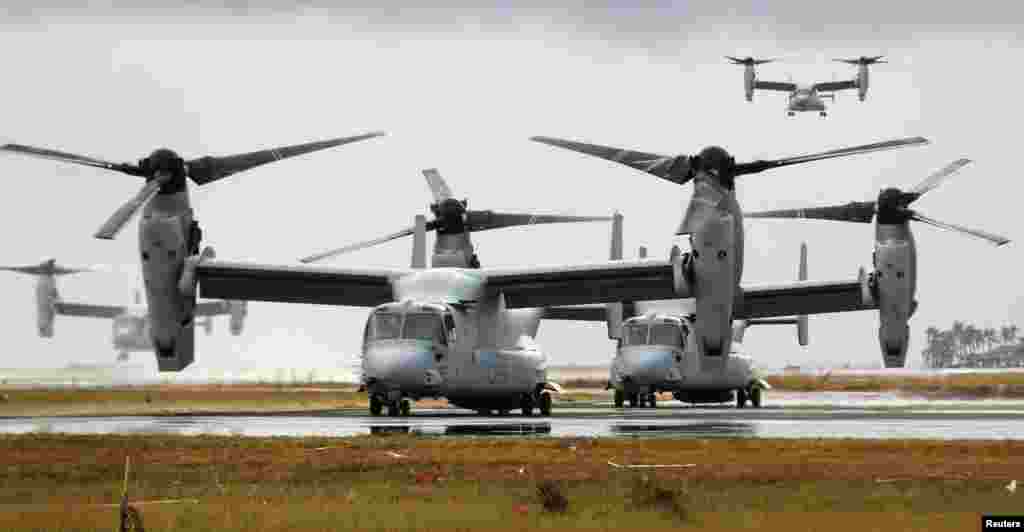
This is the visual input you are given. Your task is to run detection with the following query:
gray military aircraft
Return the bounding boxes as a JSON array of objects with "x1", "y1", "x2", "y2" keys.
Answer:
[
  {"x1": 1, "y1": 132, "x2": 383, "y2": 371},
  {"x1": 299, "y1": 168, "x2": 614, "y2": 416},
  {"x1": 2, "y1": 132, "x2": 987, "y2": 418},
  {"x1": 746, "y1": 159, "x2": 1011, "y2": 367},
  {"x1": 1, "y1": 259, "x2": 247, "y2": 362},
  {"x1": 727, "y1": 55, "x2": 886, "y2": 117},
  {"x1": 528, "y1": 135, "x2": 928, "y2": 369}
]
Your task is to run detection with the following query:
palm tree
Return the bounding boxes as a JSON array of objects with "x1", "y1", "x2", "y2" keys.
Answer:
[
  {"x1": 984, "y1": 328, "x2": 998, "y2": 352},
  {"x1": 951, "y1": 320, "x2": 966, "y2": 360}
]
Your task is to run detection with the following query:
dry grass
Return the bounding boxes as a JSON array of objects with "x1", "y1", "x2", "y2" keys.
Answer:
[
  {"x1": 767, "y1": 372, "x2": 1024, "y2": 397},
  {"x1": 0, "y1": 433, "x2": 1022, "y2": 530}
]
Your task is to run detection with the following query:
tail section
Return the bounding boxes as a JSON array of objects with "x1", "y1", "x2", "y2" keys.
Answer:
[
  {"x1": 834, "y1": 56, "x2": 885, "y2": 101},
  {"x1": 228, "y1": 300, "x2": 248, "y2": 336},
  {"x1": 605, "y1": 212, "x2": 635, "y2": 339},
  {"x1": 1, "y1": 259, "x2": 92, "y2": 338}
]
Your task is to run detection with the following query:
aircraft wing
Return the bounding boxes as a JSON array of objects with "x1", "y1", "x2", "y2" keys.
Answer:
[
  {"x1": 196, "y1": 261, "x2": 408, "y2": 307},
  {"x1": 736, "y1": 278, "x2": 873, "y2": 319},
  {"x1": 812, "y1": 80, "x2": 857, "y2": 92},
  {"x1": 194, "y1": 301, "x2": 232, "y2": 316},
  {"x1": 753, "y1": 81, "x2": 797, "y2": 92},
  {"x1": 542, "y1": 305, "x2": 607, "y2": 322},
  {"x1": 484, "y1": 259, "x2": 684, "y2": 308},
  {"x1": 53, "y1": 302, "x2": 124, "y2": 319}
]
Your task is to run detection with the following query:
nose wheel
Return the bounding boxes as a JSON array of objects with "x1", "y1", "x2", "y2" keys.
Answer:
[
  {"x1": 819, "y1": 111, "x2": 827, "y2": 117},
  {"x1": 538, "y1": 391, "x2": 552, "y2": 416},
  {"x1": 372, "y1": 395, "x2": 411, "y2": 417}
]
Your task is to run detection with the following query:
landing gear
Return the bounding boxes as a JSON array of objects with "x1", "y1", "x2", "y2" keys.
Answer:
[
  {"x1": 648, "y1": 393, "x2": 657, "y2": 409},
  {"x1": 399, "y1": 399, "x2": 411, "y2": 417},
  {"x1": 498, "y1": 409, "x2": 510, "y2": 416},
  {"x1": 538, "y1": 392, "x2": 552, "y2": 416},
  {"x1": 386, "y1": 402, "x2": 400, "y2": 417},
  {"x1": 750, "y1": 386, "x2": 762, "y2": 408},
  {"x1": 613, "y1": 389, "x2": 624, "y2": 408},
  {"x1": 521, "y1": 394, "x2": 535, "y2": 416},
  {"x1": 628, "y1": 393, "x2": 639, "y2": 408},
  {"x1": 736, "y1": 388, "x2": 748, "y2": 409},
  {"x1": 370, "y1": 395, "x2": 383, "y2": 416},
  {"x1": 819, "y1": 111, "x2": 827, "y2": 117},
  {"x1": 787, "y1": 111, "x2": 795, "y2": 117}
]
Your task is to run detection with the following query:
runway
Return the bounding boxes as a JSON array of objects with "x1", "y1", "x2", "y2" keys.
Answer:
[{"x1": 3, "y1": 391, "x2": 1024, "y2": 440}]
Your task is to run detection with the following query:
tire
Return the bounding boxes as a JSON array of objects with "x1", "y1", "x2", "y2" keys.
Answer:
[
  {"x1": 538, "y1": 392, "x2": 552, "y2": 416},
  {"x1": 520, "y1": 395, "x2": 534, "y2": 417},
  {"x1": 736, "y1": 388, "x2": 747, "y2": 409},
  {"x1": 613, "y1": 389, "x2": 624, "y2": 408},
  {"x1": 649, "y1": 393, "x2": 657, "y2": 409},
  {"x1": 628, "y1": 393, "x2": 639, "y2": 408},
  {"x1": 498, "y1": 409, "x2": 510, "y2": 416},
  {"x1": 399, "y1": 399, "x2": 411, "y2": 417},
  {"x1": 387, "y1": 403, "x2": 399, "y2": 417},
  {"x1": 370, "y1": 395, "x2": 383, "y2": 416},
  {"x1": 750, "y1": 387, "x2": 762, "y2": 408}
]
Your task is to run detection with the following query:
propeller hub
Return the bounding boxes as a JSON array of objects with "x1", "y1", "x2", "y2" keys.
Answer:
[
  {"x1": 432, "y1": 198, "x2": 467, "y2": 234},
  {"x1": 876, "y1": 187, "x2": 912, "y2": 224},
  {"x1": 693, "y1": 146, "x2": 736, "y2": 187},
  {"x1": 140, "y1": 148, "x2": 187, "y2": 193}
]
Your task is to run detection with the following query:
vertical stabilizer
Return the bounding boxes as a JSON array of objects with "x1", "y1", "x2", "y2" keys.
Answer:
[
  {"x1": 638, "y1": 246, "x2": 647, "y2": 259},
  {"x1": 1, "y1": 259, "x2": 92, "y2": 338},
  {"x1": 411, "y1": 214, "x2": 427, "y2": 269},
  {"x1": 605, "y1": 212, "x2": 630, "y2": 339},
  {"x1": 797, "y1": 242, "x2": 809, "y2": 346}
]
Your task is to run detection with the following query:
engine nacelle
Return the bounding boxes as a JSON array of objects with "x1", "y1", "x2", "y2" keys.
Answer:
[
  {"x1": 228, "y1": 300, "x2": 248, "y2": 336},
  {"x1": 873, "y1": 239, "x2": 915, "y2": 368},
  {"x1": 857, "y1": 64, "x2": 869, "y2": 101},
  {"x1": 34, "y1": 274, "x2": 57, "y2": 338},
  {"x1": 744, "y1": 65, "x2": 755, "y2": 101}
]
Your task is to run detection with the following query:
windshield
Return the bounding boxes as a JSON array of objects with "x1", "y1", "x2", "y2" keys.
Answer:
[
  {"x1": 623, "y1": 323, "x2": 648, "y2": 346},
  {"x1": 369, "y1": 312, "x2": 402, "y2": 340},
  {"x1": 403, "y1": 313, "x2": 445, "y2": 343},
  {"x1": 649, "y1": 323, "x2": 682, "y2": 347}
]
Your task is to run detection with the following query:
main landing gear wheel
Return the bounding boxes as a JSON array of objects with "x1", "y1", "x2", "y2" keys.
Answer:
[
  {"x1": 750, "y1": 387, "x2": 762, "y2": 408},
  {"x1": 370, "y1": 395, "x2": 383, "y2": 416},
  {"x1": 521, "y1": 395, "x2": 535, "y2": 416},
  {"x1": 399, "y1": 399, "x2": 411, "y2": 417},
  {"x1": 787, "y1": 111, "x2": 795, "y2": 117},
  {"x1": 648, "y1": 393, "x2": 657, "y2": 409},
  {"x1": 538, "y1": 392, "x2": 552, "y2": 416},
  {"x1": 613, "y1": 389, "x2": 624, "y2": 408},
  {"x1": 736, "y1": 388, "x2": 748, "y2": 409},
  {"x1": 386, "y1": 402, "x2": 400, "y2": 417},
  {"x1": 819, "y1": 111, "x2": 827, "y2": 117},
  {"x1": 628, "y1": 393, "x2": 639, "y2": 408}
]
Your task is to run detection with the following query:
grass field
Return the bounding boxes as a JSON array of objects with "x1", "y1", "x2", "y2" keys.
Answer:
[
  {"x1": 1, "y1": 433, "x2": 1020, "y2": 531},
  {"x1": 764, "y1": 372, "x2": 1024, "y2": 397}
]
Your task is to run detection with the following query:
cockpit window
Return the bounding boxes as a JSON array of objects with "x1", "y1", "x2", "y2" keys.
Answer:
[
  {"x1": 623, "y1": 323, "x2": 648, "y2": 346},
  {"x1": 403, "y1": 313, "x2": 445, "y2": 344},
  {"x1": 369, "y1": 312, "x2": 402, "y2": 340},
  {"x1": 649, "y1": 323, "x2": 682, "y2": 347}
]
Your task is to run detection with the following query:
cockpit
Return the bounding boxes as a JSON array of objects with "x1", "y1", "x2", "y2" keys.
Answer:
[
  {"x1": 364, "y1": 302, "x2": 456, "y2": 349},
  {"x1": 618, "y1": 316, "x2": 688, "y2": 348}
]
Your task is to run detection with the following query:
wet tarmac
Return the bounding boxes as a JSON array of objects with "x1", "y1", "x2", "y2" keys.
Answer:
[{"x1": 3, "y1": 391, "x2": 1024, "y2": 440}]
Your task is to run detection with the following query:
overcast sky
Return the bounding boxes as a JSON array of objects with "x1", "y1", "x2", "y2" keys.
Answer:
[{"x1": 1, "y1": 2, "x2": 1021, "y2": 374}]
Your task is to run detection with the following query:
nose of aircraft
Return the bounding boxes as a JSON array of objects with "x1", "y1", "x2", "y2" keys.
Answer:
[
  {"x1": 364, "y1": 341, "x2": 439, "y2": 389},
  {"x1": 618, "y1": 347, "x2": 677, "y2": 386}
]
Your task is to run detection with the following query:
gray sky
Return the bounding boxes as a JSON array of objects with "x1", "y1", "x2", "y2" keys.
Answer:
[{"x1": 1, "y1": 2, "x2": 1021, "y2": 373}]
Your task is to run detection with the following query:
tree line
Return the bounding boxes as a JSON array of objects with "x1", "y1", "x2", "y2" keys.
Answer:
[{"x1": 922, "y1": 322, "x2": 1020, "y2": 368}]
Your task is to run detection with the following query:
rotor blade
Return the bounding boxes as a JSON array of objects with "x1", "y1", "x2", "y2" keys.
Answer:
[
  {"x1": 93, "y1": 174, "x2": 170, "y2": 240},
  {"x1": 910, "y1": 211, "x2": 1011, "y2": 246},
  {"x1": 1, "y1": 144, "x2": 142, "y2": 175},
  {"x1": 0, "y1": 264, "x2": 92, "y2": 276},
  {"x1": 422, "y1": 168, "x2": 454, "y2": 203},
  {"x1": 530, "y1": 136, "x2": 692, "y2": 185},
  {"x1": 745, "y1": 201, "x2": 877, "y2": 223},
  {"x1": 186, "y1": 132, "x2": 385, "y2": 185},
  {"x1": 299, "y1": 224, "x2": 424, "y2": 263},
  {"x1": 465, "y1": 211, "x2": 612, "y2": 232},
  {"x1": 733, "y1": 137, "x2": 929, "y2": 176},
  {"x1": 906, "y1": 158, "x2": 972, "y2": 199}
]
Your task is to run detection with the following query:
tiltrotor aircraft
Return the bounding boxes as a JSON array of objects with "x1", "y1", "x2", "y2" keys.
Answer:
[
  {"x1": 747, "y1": 159, "x2": 1011, "y2": 367},
  {"x1": 300, "y1": 168, "x2": 614, "y2": 416},
  {"x1": 1, "y1": 259, "x2": 247, "y2": 362},
  {"x1": 529, "y1": 134, "x2": 928, "y2": 367},
  {"x1": 726, "y1": 55, "x2": 886, "y2": 116},
  {"x1": 1, "y1": 131, "x2": 384, "y2": 371}
]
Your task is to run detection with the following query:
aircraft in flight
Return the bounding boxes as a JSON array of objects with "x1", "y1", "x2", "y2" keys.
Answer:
[
  {"x1": 300, "y1": 168, "x2": 614, "y2": 416},
  {"x1": 1, "y1": 259, "x2": 247, "y2": 362},
  {"x1": 726, "y1": 55, "x2": 887, "y2": 117},
  {"x1": 747, "y1": 159, "x2": 1011, "y2": 367},
  {"x1": 1, "y1": 131, "x2": 384, "y2": 371}
]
